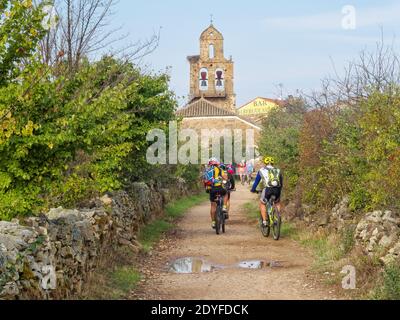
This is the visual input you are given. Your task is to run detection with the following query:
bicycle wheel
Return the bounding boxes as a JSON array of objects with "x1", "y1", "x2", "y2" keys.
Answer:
[
  {"x1": 219, "y1": 198, "x2": 226, "y2": 234},
  {"x1": 221, "y1": 210, "x2": 226, "y2": 234},
  {"x1": 272, "y1": 208, "x2": 282, "y2": 241},
  {"x1": 259, "y1": 217, "x2": 270, "y2": 238},
  {"x1": 215, "y1": 206, "x2": 222, "y2": 235}
]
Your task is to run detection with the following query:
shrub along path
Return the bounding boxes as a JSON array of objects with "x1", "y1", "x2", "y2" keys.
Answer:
[{"x1": 130, "y1": 184, "x2": 343, "y2": 300}]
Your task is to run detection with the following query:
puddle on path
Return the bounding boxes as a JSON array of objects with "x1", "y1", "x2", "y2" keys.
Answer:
[
  {"x1": 269, "y1": 260, "x2": 284, "y2": 268},
  {"x1": 237, "y1": 260, "x2": 265, "y2": 269},
  {"x1": 237, "y1": 260, "x2": 284, "y2": 269},
  {"x1": 169, "y1": 258, "x2": 285, "y2": 274},
  {"x1": 169, "y1": 257, "x2": 221, "y2": 274}
]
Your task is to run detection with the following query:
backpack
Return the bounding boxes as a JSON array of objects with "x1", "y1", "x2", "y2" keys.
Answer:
[
  {"x1": 203, "y1": 166, "x2": 222, "y2": 188},
  {"x1": 263, "y1": 167, "x2": 281, "y2": 188}
]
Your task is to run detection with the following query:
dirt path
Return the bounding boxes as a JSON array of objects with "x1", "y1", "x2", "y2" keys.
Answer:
[{"x1": 130, "y1": 184, "x2": 339, "y2": 300}]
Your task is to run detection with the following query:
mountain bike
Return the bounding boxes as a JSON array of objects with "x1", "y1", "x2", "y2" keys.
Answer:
[{"x1": 258, "y1": 193, "x2": 282, "y2": 240}]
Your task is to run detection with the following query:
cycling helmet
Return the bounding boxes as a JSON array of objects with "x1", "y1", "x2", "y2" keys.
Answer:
[
  {"x1": 208, "y1": 157, "x2": 220, "y2": 166},
  {"x1": 263, "y1": 156, "x2": 275, "y2": 165}
]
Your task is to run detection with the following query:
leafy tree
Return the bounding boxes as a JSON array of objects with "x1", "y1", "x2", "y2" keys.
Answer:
[
  {"x1": 0, "y1": 0, "x2": 200, "y2": 221},
  {"x1": 0, "y1": 0, "x2": 48, "y2": 86},
  {"x1": 259, "y1": 97, "x2": 307, "y2": 198},
  {"x1": 299, "y1": 90, "x2": 400, "y2": 212},
  {"x1": 0, "y1": 56, "x2": 180, "y2": 219}
]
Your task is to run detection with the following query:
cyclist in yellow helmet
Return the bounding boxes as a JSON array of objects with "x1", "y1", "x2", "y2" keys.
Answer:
[{"x1": 251, "y1": 156, "x2": 283, "y2": 227}]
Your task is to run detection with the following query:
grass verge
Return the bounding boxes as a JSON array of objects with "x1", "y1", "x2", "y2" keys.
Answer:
[
  {"x1": 81, "y1": 246, "x2": 141, "y2": 299},
  {"x1": 110, "y1": 266, "x2": 141, "y2": 295},
  {"x1": 286, "y1": 222, "x2": 397, "y2": 299},
  {"x1": 368, "y1": 263, "x2": 400, "y2": 300},
  {"x1": 296, "y1": 230, "x2": 343, "y2": 272}
]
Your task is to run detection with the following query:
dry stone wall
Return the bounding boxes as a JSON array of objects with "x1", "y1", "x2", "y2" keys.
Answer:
[
  {"x1": 289, "y1": 196, "x2": 400, "y2": 266},
  {"x1": 0, "y1": 179, "x2": 191, "y2": 300},
  {"x1": 355, "y1": 210, "x2": 400, "y2": 264}
]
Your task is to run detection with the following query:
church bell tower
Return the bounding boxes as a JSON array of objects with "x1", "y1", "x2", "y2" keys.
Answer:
[{"x1": 187, "y1": 23, "x2": 236, "y2": 112}]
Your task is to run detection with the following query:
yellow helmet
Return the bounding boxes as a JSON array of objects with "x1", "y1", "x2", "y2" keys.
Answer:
[{"x1": 263, "y1": 156, "x2": 275, "y2": 165}]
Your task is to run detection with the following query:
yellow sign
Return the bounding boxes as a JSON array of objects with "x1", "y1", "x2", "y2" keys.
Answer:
[{"x1": 238, "y1": 98, "x2": 280, "y2": 116}]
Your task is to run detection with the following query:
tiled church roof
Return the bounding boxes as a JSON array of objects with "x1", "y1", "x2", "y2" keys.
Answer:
[
  {"x1": 176, "y1": 98, "x2": 237, "y2": 118},
  {"x1": 176, "y1": 98, "x2": 262, "y2": 130}
]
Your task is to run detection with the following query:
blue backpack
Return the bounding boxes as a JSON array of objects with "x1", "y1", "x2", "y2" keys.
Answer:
[{"x1": 203, "y1": 166, "x2": 222, "y2": 187}]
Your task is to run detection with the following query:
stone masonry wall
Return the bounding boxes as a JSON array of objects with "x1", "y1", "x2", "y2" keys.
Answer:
[
  {"x1": 0, "y1": 179, "x2": 191, "y2": 300},
  {"x1": 286, "y1": 196, "x2": 400, "y2": 266}
]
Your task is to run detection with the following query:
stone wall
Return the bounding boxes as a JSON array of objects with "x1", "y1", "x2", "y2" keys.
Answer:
[
  {"x1": 287, "y1": 197, "x2": 400, "y2": 266},
  {"x1": 355, "y1": 210, "x2": 400, "y2": 265},
  {"x1": 0, "y1": 179, "x2": 192, "y2": 300}
]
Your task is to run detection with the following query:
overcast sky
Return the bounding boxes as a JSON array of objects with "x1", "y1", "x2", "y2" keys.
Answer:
[{"x1": 113, "y1": 0, "x2": 400, "y2": 107}]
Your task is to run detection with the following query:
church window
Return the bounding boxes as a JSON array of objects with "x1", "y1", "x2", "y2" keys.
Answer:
[{"x1": 209, "y1": 44, "x2": 215, "y2": 59}]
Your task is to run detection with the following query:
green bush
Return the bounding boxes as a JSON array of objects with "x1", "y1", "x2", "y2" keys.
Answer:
[
  {"x1": 340, "y1": 225, "x2": 356, "y2": 255},
  {"x1": 373, "y1": 263, "x2": 400, "y2": 300},
  {"x1": 0, "y1": 1, "x2": 203, "y2": 220},
  {"x1": 0, "y1": 57, "x2": 179, "y2": 220},
  {"x1": 291, "y1": 89, "x2": 400, "y2": 212},
  {"x1": 259, "y1": 97, "x2": 307, "y2": 199},
  {"x1": 349, "y1": 187, "x2": 371, "y2": 212},
  {"x1": 0, "y1": 0, "x2": 48, "y2": 85}
]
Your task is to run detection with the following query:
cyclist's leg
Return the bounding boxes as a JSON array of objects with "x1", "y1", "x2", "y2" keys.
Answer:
[
  {"x1": 223, "y1": 191, "x2": 228, "y2": 206},
  {"x1": 222, "y1": 189, "x2": 229, "y2": 217},
  {"x1": 210, "y1": 189, "x2": 217, "y2": 227},
  {"x1": 219, "y1": 188, "x2": 227, "y2": 212},
  {"x1": 264, "y1": 188, "x2": 275, "y2": 221},
  {"x1": 260, "y1": 188, "x2": 268, "y2": 222},
  {"x1": 210, "y1": 202, "x2": 217, "y2": 218},
  {"x1": 273, "y1": 187, "x2": 282, "y2": 213}
]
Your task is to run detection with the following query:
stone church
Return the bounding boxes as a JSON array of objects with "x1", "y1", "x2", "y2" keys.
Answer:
[{"x1": 176, "y1": 23, "x2": 262, "y2": 134}]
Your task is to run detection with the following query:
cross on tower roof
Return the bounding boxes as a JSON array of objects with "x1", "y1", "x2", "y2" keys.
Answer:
[{"x1": 210, "y1": 14, "x2": 214, "y2": 25}]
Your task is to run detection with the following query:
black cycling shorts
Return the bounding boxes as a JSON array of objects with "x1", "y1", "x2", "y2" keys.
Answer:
[
  {"x1": 210, "y1": 186, "x2": 227, "y2": 202},
  {"x1": 261, "y1": 187, "x2": 281, "y2": 204}
]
